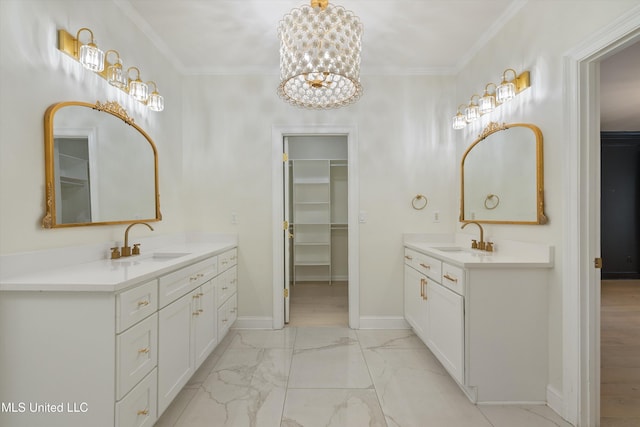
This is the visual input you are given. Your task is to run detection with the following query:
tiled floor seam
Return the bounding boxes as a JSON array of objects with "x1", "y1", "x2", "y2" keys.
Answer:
[
  {"x1": 355, "y1": 329, "x2": 390, "y2": 427},
  {"x1": 279, "y1": 326, "x2": 297, "y2": 426}
]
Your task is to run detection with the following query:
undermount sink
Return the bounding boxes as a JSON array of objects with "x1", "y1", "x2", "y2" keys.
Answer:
[
  {"x1": 149, "y1": 252, "x2": 191, "y2": 260},
  {"x1": 430, "y1": 246, "x2": 493, "y2": 257},
  {"x1": 112, "y1": 252, "x2": 191, "y2": 263},
  {"x1": 431, "y1": 246, "x2": 466, "y2": 252}
]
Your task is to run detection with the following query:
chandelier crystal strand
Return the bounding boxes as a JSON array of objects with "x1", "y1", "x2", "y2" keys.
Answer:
[{"x1": 278, "y1": 1, "x2": 363, "y2": 109}]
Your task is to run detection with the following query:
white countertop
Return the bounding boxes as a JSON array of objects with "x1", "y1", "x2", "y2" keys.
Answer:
[
  {"x1": 0, "y1": 239, "x2": 236, "y2": 293},
  {"x1": 404, "y1": 234, "x2": 553, "y2": 268}
]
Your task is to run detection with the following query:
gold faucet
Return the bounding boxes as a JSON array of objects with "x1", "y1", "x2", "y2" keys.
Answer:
[
  {"x1": 121, "y1": 222, "x2": 154, "y2": 257},
  {"x1": 461, "y1": 221, "x2": 485, "y2": 251}
]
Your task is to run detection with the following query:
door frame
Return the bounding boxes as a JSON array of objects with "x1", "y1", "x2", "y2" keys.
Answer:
[
  {"x1": 563, "y1": 8, "x2": 640, "y2": 426},
  {"x1": 271, "y1": 124, "x2": 359, "y2": 329}
]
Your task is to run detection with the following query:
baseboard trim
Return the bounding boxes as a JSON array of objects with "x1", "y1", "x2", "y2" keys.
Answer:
[
  {"x1": 358, "y1": 316, "x2": 410, "y2": 329},
  {"x1": 233, "y1": 316, "x2": 274, "y2": 329},
  {"x1": 546, "y1": 384, "x2": 564, "y2": 418}
]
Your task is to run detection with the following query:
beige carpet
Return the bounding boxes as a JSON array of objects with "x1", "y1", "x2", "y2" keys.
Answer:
[
  {"x1": 601, "y1": 279, "x2": 640, "y2": 426},
  {"x1": 287, "y1": 281, "x2": 348, "y2": 327}
]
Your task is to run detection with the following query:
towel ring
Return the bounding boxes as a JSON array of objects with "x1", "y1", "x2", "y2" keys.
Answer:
[
  {"x1": 412, "y1": 194, "x2": 428, "y2": 210},
  {"x1": 484, "y1": 194, "x2": 500, "y2": 210}
]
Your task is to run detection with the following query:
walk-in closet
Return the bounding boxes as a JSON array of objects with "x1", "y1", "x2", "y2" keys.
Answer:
[{"x1": 286, "y1": 136, "x2": 348, "y2": 326}]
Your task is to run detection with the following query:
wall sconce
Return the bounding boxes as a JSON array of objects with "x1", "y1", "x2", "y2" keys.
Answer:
[
  {"x1": 452, "y1": 68, "x2": 530, "y2": 130},
  {"x1": 452, "y1": 105, "x2": 467, "y2": 130},
  {"x1": 146, "y1": 81, "x2": 165, "y2": 112},
  {"x1": 77, "y1": 28, "x2": 104, "y2": 72},
  {"x1": 464, "y1": 95, "x2": 481, "y2": 122},
  {"x1": 57, "y1": 27, "x2": 164, "y2": 112},
  {"x1": 479, "y1": 83, "x2": 497, "y2": 114},
  {"x1": 127, "y1": 67, "x2": 148, "y2": 102},
  {"x1": 105, "y1": 50, "x2": 126, "y2": 89}
]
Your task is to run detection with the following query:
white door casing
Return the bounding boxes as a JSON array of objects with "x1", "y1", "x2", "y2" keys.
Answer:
[
  {"x1": 272, "y1": 124, "x2": 359, "y2": 329},
  {"x1": 563, "y1": 7, "x2": 640, "y2": 426}
]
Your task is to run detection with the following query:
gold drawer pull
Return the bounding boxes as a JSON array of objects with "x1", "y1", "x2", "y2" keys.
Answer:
[
  {"x1": 419, "y1": 263, "x2": 431, "y2": 270},
  {"x1": 198, "y1": 292, "x2": 204, "y2": 297},
  {"x1": 137, "y1": 409, "x2": 149, "y2": 416},
  {"x1": 138, "y1": 347, "x2": 150, "y2": 354},
  {"x1": 190, "y1": 276, "x2": 198, "y2": 281},
  {"x1": 197, "y1": 273, "x2": 204, "y2": 278},
  {"x1": 419, "y1": 278, "x2": 425, "y2": 298},
  {"x1": 198, "y1": 309, "x2": 204, "y2": 313},
  {"x1": 137, "y1": 300, "x2": 150, "y2": 307},
  {"x1": 404, "y1": 255, "x2": 413, "y2": 260},
  {"x1": 193, "y1": 311, "x2": 200, "y2": 316},
  {"x1": 443, "y1": 274, "x2": 458, "y2": 283},
  {"x1": 222, "y1": 286, "x2": 228, "y2": 290},
  {"x1": 193, "y1": 294, "x2": 200, "y2": 299}
]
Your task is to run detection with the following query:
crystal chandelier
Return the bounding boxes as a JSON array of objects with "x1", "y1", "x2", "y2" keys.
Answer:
[{"x1": 277, "y1": 0, "x2": 363, "y2": 109}]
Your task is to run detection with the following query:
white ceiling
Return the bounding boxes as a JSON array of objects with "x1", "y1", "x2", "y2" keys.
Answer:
[
  {"x1": 114, "y1": 0, "x2": 638, "y2": 130},
  {"x1": 115, "y1": 0, "x2": 523, "y2": 75}
]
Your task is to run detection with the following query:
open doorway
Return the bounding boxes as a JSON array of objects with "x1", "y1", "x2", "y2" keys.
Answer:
[
  {"x1": 285, "y1": 136, "x2": 349, "y2": 326},
  {"x1": 271, "y1": 125, "x2": 359, "y2": 330},
  {"x1": 599, "y1": 41, "x2": 640, "y2": 426},
  {"x1": 564, "y1": 12, "x2": 639, "y2": 426}
]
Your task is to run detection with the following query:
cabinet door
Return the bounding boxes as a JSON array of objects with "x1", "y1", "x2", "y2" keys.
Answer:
[
  {"x1": 158, "y1": 292, "x2": 195, "y2": 414},
  {"x1": 404, "y1": 265, "x2": 428, "y2": 341},
  {"x1": 193, "y1": 281, "x2": 217, "y2": 368},
  {"x1": 427, "y1": 282, "x2": 464, "y2": 384}
]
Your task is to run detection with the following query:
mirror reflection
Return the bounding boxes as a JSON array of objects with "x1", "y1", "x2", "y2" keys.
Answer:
[
  {"x1": 42, "y1": 101, "x2": 161, "y2": 228},
  {"x1": 460, "y1": 122, "x2": 547, "y2": 224}
]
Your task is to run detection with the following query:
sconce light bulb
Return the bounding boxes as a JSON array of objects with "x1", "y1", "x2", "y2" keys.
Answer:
[{"x1": 79, "y1": 42, "x2": 105, "y2": 72}]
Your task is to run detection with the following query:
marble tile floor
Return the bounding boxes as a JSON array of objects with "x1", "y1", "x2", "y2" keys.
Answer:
[{"x1": 155, "y1": 327, "x2": 572, "y2": 427}]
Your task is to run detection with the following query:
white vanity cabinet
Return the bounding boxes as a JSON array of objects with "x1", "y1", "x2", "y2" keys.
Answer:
[
  {"x1": 404, "y1": 249, "x2": 464, "y2": 384},
  {"x1": 216, "y1": 249, "x2": 238, "y2": 340},
  {"x1": 403, "y1": 242, "x2": 551, "y2": 403},
  {"x1": 426, "y1": 275, "x2": 464, "y2": 384},
  {"x1": 403, "y1": 249, "x2": 429, "y2": 341},
  {"x1": 157, "y1": 257, "x2": 218, "y2": 415},
  {"x1": 0, "y1": 240, "x2": 238, "y2": 427}
]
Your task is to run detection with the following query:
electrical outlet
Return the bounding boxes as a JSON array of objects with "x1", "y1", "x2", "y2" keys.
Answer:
[
  {"x1": 359, "y1": 211, "x2": 367, "y2": 223},
  {"x1": 433, "y1": 211, "x2": 440, "y2": 223},
  {"x1": 231, "y1": 212, "x2": 238, "y2": 224}
]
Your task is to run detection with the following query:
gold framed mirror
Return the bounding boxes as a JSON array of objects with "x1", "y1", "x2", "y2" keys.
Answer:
[
  {"x1": 42, "y1": 101, "x2": 161, "y2": 228},
  {"x1": 460, "y1": 122, "x2": 547, "y2": 224}
]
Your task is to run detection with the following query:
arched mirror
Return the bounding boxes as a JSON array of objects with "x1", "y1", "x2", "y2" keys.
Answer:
[
  {"x1": 42, "y1": 101, "x2": 161, "y2": 228},
  {"x1": 460, "y1": 122, "x2": 547, "y2": 224}
]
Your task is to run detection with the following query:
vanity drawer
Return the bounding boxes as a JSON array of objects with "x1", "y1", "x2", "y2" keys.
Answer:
[
  {"x1": 416, "y1": 253, "x2": 442, "y2": 282},
  {"x1": 217, "y1": 266, "x2": 237, "y2": 308},
  {"x1": 159, "y1": 257, "x2": 217, "y2": 308},
  {"x1": 115, "y1": 368, "x2": 157, "y2": 427},
  {"x1": 218, "y1": 248, "x2": 237, "y2": 272},
  {"x1": 117, "y1": 279, "x2": 158, "y2": 333},
  {"x1": 116, "y1": 313, "x2": 158, "y2": 400},
  {"x1": 404, "y1": 248, "x2": 417, "y2": 267},
  {"x1": 441, "y1": 263, "x2": 465, "y2": 296}
]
